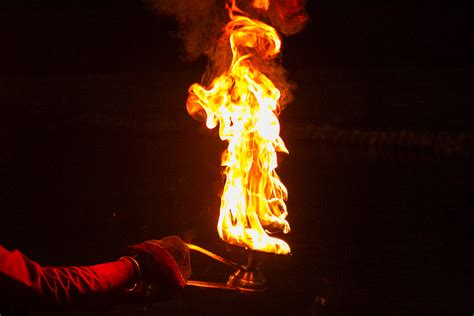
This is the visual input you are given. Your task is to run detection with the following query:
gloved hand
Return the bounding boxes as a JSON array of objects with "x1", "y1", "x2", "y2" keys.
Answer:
[{"x1": 127, "y1": 236, "x2": 191, "y2": 297}]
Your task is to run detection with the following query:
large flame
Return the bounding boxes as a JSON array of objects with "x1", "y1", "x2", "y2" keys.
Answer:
[{"x1": 187, "y1": 0, "x2": 290, "y2": 255}]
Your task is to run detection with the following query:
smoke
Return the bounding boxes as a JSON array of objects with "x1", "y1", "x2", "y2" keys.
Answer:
[
  {"x1": 147, "y1": 0, "x2": 308, "y2": 107},
  {"x1": 146, "y1": 0, "x2": 227, "y2": 60},
  {"x1": 268, "y1": 0, "x2": 308, "y2": 35}
]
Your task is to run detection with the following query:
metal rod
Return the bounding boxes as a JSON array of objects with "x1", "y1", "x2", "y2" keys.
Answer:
[
  {"x1": 186, "y1": 243, "x2": 246, "y2": 271},
  {"x1": 247, "y1": 250, "x2": 255, "y2": 269},
  {"x1": 186, "y1": 280, "x2": 259, "y2": 292},
  {"x1": 186, "y1": 280, "x2": 238, "y2": 291}
]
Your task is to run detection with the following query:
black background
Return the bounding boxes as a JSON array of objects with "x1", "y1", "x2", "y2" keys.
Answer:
[{"x1": 0, "y1": 0, "x2": 472, "y2": 314}]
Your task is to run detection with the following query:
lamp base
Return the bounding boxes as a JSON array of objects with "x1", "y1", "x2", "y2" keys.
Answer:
[
  {"x1": 226, "y1": 267, "x2": 266, "y2": 291},
  {"x1": 186, "y1": 244, "x2": 269, "y2": 292},
  {"x1": 226, "y1": 250, "x2": 266, "y2": 291}
]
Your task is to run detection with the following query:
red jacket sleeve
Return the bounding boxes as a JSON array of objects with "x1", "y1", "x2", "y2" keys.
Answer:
[{"x1": 0, "y1": 245, "x2": 137, "y2": 304}]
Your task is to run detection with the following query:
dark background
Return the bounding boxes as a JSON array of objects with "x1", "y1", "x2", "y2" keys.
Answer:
[{"x1": 0, "y1": 0, "x2": 472, "y2": 314}]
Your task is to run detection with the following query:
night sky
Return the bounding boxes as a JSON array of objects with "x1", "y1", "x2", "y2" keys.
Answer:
[{"x1": 0, "y1": 0, "x2": 472, "y2": 313}]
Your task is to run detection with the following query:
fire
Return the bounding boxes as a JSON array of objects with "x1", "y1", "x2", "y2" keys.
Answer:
[
  {"x1": 187, "y1": 0, "x2": 291, "y2": 255},
  {"x1": 252, "y1": 0, "x2": 270, "y2": 10}
]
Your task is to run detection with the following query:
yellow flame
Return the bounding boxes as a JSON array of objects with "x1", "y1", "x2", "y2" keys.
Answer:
[
  {"x1": 252, "y1": 0, "x2": 270, "y2": 10},
  {"x1": 187, "y1": 0, "x2": 290, "y2": 255}
]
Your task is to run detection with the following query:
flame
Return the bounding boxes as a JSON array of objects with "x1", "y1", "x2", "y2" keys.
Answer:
[
  {"x1": 252, "y1": 0, "x2": 270, "y2": 10},
  {"x1": 187, "y1": 0, "x2": 290, "y2": 255}
]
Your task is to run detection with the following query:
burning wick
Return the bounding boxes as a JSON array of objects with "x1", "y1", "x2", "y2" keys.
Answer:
[{"x1": 187, "y1": 0, "x2": 291, "y2": 255}]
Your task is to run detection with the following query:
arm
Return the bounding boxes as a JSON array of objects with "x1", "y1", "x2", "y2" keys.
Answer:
[
  {"x1": 0, "y1": 245, "x2": 137, "y2": 304},
  {"x1": 0, "y1": 237, "x2": 190, "y2": 305}
]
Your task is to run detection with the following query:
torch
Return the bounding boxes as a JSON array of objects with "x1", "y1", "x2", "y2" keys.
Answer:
[{"x1": 182, "y1": 0, "x2": 304, "y2": 292}]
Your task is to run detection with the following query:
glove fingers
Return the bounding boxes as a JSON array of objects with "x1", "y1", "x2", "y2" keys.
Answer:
[
  {"x1": 145, "y1": 236, "x2": 191, "y2": 281},
  {"x1": 148, "y1": 242, "x2": 187, "y2": 288},
  {"x1": 129, "y1": 236, "x2": 191, "y2": 288}
]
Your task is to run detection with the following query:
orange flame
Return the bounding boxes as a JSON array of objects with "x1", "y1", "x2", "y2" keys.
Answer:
[
  {"x1": 187, "y1": 0, "x2": 290, "y2": 255},
  {"x1": 252, "y1": 0, "x2": 270, "y2": 10}
]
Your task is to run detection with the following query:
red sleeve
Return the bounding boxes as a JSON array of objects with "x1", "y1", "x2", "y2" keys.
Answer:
[{"x1": 0, "y1": 245, "x2": 137, "y2": 304}]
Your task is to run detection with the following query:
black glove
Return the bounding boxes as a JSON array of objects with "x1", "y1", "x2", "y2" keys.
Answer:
[{"x1": 128, "y1": 236, "x2": 191, "y2": 297}]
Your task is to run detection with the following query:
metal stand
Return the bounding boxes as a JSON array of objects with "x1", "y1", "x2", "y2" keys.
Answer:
[
  {"x1": 185, "y1": 244, "x2": 266, "y2": 292},
  {"x1": 226, "y1": 251, "x2": 266, "y2": 291}
]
